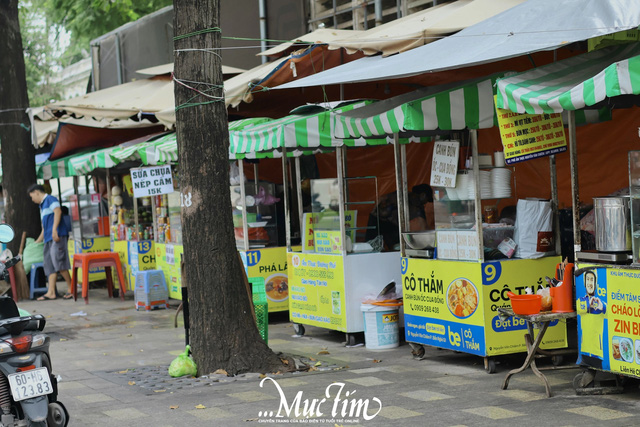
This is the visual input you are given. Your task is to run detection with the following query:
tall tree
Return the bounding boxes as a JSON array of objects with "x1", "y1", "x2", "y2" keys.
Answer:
[
  {"x1": 173, "y1": 0, "x2": 286, "y2": 375},
  {"x1": 0, "y1": 0, "x2": 42, "y2": 253}
]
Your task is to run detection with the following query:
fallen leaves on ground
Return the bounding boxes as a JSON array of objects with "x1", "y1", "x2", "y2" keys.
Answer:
[
  {"x1": 194, "y1": 404, "x2": 206, "y2": 409},
  {"x1": 213, "y1": 369, "x2": 228, "y2": 376},
  {"x1": 170, "y1": 405, "x2": 179, "y2": 410},
  {"x1": 281, "y1": 358, "x2": 289, "y2": 365},
  {"x1": 59, "y1": 338, "x2": 66, "y2": 342},
  {"x1": 317, "y1": 350, "x2": 330, "y2": 355},
  {"x1": 118, "y1": 370, "x2": 129, "y2": 374},
  {"x1": 259, "y1": 374, "x2": 266, "y2": 379},
  {"x1": 308, "y1": 357, "x2": 316, "y2": 361},
  {"x1": 314, "y1": 362, "x2": 322, "y2": 367},
  {"x1": 128, "y1": 381, "x2": 136, "y2": 386},
  {"x1": 372, "y1": 359, "x2": 382, "y2": 363},
  {"x1": 154, "y1": 389, "x2": 166, "y2": 393}
]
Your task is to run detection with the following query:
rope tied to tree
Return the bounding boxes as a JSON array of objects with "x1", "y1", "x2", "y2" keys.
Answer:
[{"x1": 173, "y1": 27, "x2": 222, "y2": 41}]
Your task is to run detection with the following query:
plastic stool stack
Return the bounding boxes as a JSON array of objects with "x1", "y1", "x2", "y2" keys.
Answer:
[
  {"x1": 134, "y1": 270, "x2": 169, "y2": 311},
  {"x1": 29, "y1": 262, "x2": 47, "y2": 300},
  {"x1": 250, "y1": 277, "x2": 268, "y2": 344}
]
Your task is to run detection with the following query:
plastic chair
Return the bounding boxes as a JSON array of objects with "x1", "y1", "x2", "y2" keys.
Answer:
[
  {"x1": 29, "y1": 262, "x2": 47, "y2": 300},
  {"x1": 71, "y1": 252, "x2": 126, "y2": 304}
]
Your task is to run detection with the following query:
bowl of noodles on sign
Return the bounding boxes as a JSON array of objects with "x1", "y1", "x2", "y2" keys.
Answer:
[
  {"x1": 265, "y1": 273, "x2": 289, "y2": 302},
  {"x1": 447, "y1": 278, "x2": 479, "y2": 318}
]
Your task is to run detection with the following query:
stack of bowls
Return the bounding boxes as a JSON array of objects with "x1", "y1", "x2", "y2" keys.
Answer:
[{"x1": 491, "y1": 168, "x2": 512, "y2": 198}]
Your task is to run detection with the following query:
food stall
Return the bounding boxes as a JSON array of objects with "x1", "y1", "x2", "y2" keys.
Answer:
[
  {"x1": 494, "y1": 42, "x2": 640, "y2": 386},
  {"x1": 333, "y1": 75, "x2": 569, "y2": 371},
  {"x1": 229, "y1": 102, "x2": 404, "y2": 344},
  {"x1": 69, "y1": 136, "x2": 173, "y2": 293}
]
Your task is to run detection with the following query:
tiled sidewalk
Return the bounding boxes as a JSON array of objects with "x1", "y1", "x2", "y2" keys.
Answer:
[{"x1": 17, "y1": 288, "x2": 640, "y2": 426}]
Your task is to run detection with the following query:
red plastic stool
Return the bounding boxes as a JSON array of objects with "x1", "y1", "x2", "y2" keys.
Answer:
[{"x1": 71, "y1": 252, "x2": 126, "y2": 304}]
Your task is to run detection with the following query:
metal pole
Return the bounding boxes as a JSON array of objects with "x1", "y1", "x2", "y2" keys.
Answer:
[
  {"x1": 393, "y1": 134, "x2": 406, "y2": 256},
  {"x1": 295, "y1": 156, "x2": 304, "y2": 241},
  {"x1": 282, "y1": 149, "x2": 292, "y2": 251},
  {"x1": 258, "y1": 0, "x2": 268, "y2": 64},
  {"x1": 238, "y1": 160, "x2": 249, "y2": 251},
  {"x1": 375, "y1": 0, "x2": 383, "y2": 26},
  {"x1": 568, "y1": 110, "x2": 581, "y2": 257},
  {"x1": 56, "y1": 178, "x2": 62, "y2": 201},
  {"x1": 549, "y1": 155, "x2": 561, "y2": 256},
  {"x1": 470, "y1": 130, "x2": 484, "y2": 262},
  {"x1": 133, "y1": 196, "x2": 139, "y2": 242},
  {"x1": 336, "y1": 147, "x2": 347, "y2": 255},
  {"x1": 114, "y1": 33, "x2": 124, "y2": 85},
  {"x1": 400, "y1": 144, "x2": 410, "y2": 230}
]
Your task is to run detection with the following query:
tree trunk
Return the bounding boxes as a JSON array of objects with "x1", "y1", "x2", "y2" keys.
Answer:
[
  {"x1": 0, "y1": 1, "x2": 41, "y2": 255},
  {"x1": 173, "y1": 0, "x2": 285, "y2": 375}
]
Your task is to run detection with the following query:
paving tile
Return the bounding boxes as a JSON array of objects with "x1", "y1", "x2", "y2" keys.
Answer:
[
  {"x1": 75, "y1": 393, "x2": 114, "y2": 403},
  {"x1": 383, "y1": 365, "x2": 419, "y2": 374},
  {"x1": 344, "y1": 376, "x2": 392, "y2": 387},
  {"x1": 228, "y1": 391, "x2": 277, "y2": 402},
  {"x1": 377, "y1": 405, "x2": 422, "y2": 419},
  {"x1": 400, "y1": 389, "x2": 454, "y2": 402},
  {"x1": 350, "y1": 367, "x2": 386, "y2": 374},
  {"x1": 513, "y1": 373, "x2": 571, "y2": 387},
  {"x1": 57, "y1": 381, "x2": 89, "y2": 391},
  {"x1": 103, "y1": 407, "x2": 148, "y2": 420},
  {"x1": 464, "y1": 406, "x2": 524, "y2": 420},
  {"x1": 566, "y1": 405, "x2": 632, "y2": 421},
  {"x1": 186, "y1": 407, "x2": 234, "y2": 420},
  {"x1": 431, "y1": 375, "x2": 478, "y2": 386},
  {"x1": 272, "y1": 378, "x2": 308, "y2": 388},
  {"x1": 267, "y1": 339, "x2": 292, "y2": 346},
  {"x1": 492, "y1": 389, "x2": 548, "y2": 402}
]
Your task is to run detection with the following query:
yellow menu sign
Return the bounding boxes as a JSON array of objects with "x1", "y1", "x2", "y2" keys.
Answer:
[{"x1": 495, "y1": 100, "x2": 566, "y2": 165}]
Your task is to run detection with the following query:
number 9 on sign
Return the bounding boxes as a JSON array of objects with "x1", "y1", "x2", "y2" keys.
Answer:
[
  {"x1": 482, "y1": 262, "x2": 502, "y2": 285},
  {"x1": 401, "y1": 258, "x2": 408, "y2": 275}
]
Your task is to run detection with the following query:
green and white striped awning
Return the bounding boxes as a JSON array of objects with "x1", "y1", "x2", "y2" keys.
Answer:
[
  {"x1": 334, "y1": 76, "x2": 503, "y2": 139},
  {"x1": 496, "y1": 43, "x2": 640, "y2": 114},
  {"x1": 70, "y1": 147, "x2": 119, "y2": 175},
  {"x1": 229, "y1": 101, "x2": 383, "y2": 156},
  {"x1": 145, "y1": 133, "x2": 178, "y2": 165},
  {"x1": 38, "y1": 154, "x2": 78, "y2": 179}
]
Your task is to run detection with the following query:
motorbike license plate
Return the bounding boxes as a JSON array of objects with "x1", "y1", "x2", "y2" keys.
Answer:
[{"x1": 8, "y1": 368, "x2": 53, "y2": 402}]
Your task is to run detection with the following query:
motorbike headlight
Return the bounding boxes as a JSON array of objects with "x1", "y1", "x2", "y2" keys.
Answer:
[
  {"x1": 31, "y1": 335, "x2": 46, "y2": 348},
  {"x1": 0, "y1": 342, "x2": 12, "y2": 355}
]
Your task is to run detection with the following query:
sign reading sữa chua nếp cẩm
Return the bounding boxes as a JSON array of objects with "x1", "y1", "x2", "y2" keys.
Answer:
[{"x1": 130, "y1": 165, "x2": 174, "y2": 198}]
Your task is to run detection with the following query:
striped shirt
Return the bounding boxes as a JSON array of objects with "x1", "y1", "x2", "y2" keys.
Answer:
[{"x1": 40, "y1": 195, "x2": 68, "y2": 243}]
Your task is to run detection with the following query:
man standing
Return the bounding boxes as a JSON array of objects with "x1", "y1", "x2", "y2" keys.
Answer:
[{"x1": 28, "y1": 184, "x2": 73, "y2": 300}]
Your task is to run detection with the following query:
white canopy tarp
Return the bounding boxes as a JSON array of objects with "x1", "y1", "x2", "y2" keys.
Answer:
[
  {"x1": 326, "y1": 0, "x2": 525, "y2": 57},
  {"x1": 278, "y1": 0, "x2": 640, "y2": 88}
]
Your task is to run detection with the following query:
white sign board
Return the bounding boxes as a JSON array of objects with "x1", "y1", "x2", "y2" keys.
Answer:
[
  {"x1": 436, "y1": 231, "x2": 458, "y2": 260},
  {"x1": 130, "y1": 165, "x2": 174, "y2": 198},
  {"x1": 456, "y1": 230, "x2": 480, "y2": 261},
  {"x1": 430, "y1": 140, "x2": 460, "y2": 188}
]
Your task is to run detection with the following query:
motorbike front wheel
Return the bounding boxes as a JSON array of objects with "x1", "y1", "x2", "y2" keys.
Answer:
[{"x1": 46, "y1": 402, "x2": 68, "y2": 427}]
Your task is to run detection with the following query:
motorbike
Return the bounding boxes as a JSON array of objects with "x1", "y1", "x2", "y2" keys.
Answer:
[{"x1": 0, "y1": 224, "x2": 68, "y2": 427}]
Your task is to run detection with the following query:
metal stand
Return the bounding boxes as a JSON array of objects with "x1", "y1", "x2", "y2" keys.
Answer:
[{"x1": 499, "y1": 308, "x2": 578, "y2": 397}]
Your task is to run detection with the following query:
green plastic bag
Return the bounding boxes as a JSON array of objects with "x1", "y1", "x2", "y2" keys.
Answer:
[
  {"x1": 22, "y1": 238, "x2": 44, "y2": 275},
  {"x1": 168, "y1": 345, "x2": 197, "y2": 378}
]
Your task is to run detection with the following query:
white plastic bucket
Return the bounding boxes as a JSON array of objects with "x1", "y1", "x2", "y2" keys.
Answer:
[{"x1": 361, "y1": 304, "x2": 399, "y2": 349}]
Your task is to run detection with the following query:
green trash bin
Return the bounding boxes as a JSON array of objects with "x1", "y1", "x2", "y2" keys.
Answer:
[{"x1": 249, "y1": 277, "x2": 268, "y2": 344}]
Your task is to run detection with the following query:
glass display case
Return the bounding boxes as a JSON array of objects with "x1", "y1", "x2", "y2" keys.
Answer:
[
  {"x1": 231, "y1": 182, "x2": 280, "y2": 249},
  {"x1": 110, "y1": 174, "x2": 154, "y2": 242},
  {"x1": 309, "y1": 176, "x2": 380, "y2": 253},
  {"x1": 70, "y1": 193, "x2": 109, "y2": 239},
  {"x1": 154, "y1": 192, "x2": 183, "y2": 245},
  {"x1": 432, "y1": 167, "x2": 515, "y2": 261},
  {"x1": 629, "y1": 151, "x2": 640, "y2": 263}
]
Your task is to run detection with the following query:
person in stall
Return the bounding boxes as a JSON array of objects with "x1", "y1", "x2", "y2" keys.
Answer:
[{"x1": 366, "y1": 184, "x2": 434, "y2": 250}]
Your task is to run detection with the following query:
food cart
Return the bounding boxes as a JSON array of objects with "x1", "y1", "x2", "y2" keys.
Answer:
[
  {"x1": 494, "y1": 42, "x2": 640, "y2": 387},
  {"x1": 333, "y1": 75, "x2": 568, "y2": 371},
  {"x1": 229, "y1": 102, "x2": 404, "y2": 344}
]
